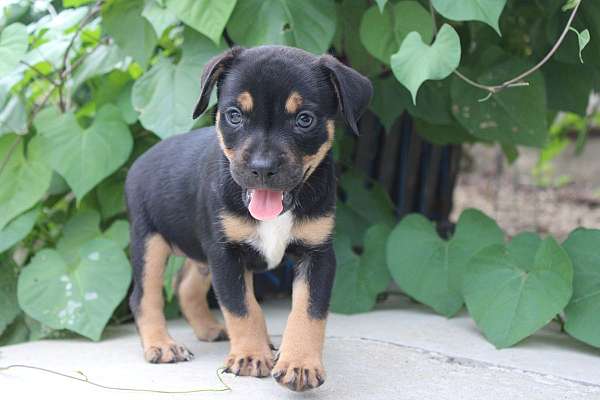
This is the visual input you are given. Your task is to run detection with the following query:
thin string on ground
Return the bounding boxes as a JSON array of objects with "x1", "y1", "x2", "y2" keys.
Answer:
[{"x1": 0, "y1": 364, "x2": 232, "y2": 394}]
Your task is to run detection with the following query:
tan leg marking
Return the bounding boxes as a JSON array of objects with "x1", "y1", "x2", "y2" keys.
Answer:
[
  {"x1": 303, "y1": 120, "x2": 335, "y2": 180},
  {"x1": 292, "y1": 215, "x2": 335, "y2": 246},
  {"x1": 137, "y1": 235, "x2": 193, "y2": 363},
  {"x1": 273, "y1": 280, "x2": 326, "y2": 391},
  {"x1": 177, "y1": 259, "x2": 227, "y2": 342},
  {"x1": 220, "y1": 212, "x2": 256, "y2": 242},
  {"x1": 285, "y1": 91, "x2": 303, "y2": 114},
  {"x1": 237, "y1": 91, "x2": 254, "y2": 112},
  {"x1": 216, "y1": 113, "x2": 235, "y2": 160},
  {"x1": 222, "y1": 271, "x2": 273, "y2": 377}
]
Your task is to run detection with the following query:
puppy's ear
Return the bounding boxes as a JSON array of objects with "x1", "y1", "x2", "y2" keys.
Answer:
[
  {"x1": 192, "y1": 47, "x2": 243, "y2": 119},
  {"x1": 319, "y1": 55, "x2": 373, "y2": 135}
]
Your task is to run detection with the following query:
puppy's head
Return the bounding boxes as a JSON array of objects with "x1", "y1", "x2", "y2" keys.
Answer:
[{"x1": 193, "y1": 46, "x2": 372, "y2": 221}]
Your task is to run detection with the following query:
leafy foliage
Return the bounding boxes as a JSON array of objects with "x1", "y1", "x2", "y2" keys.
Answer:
[
  {"x1": 563, "y1": 229, "x2": 600, "y2": 348},
  {"x1": 463, "y1": 234, "x2": 573, "y2": 348},
  {"x1": 0, "y1": 0, "x2": 598, "y2": 351}
]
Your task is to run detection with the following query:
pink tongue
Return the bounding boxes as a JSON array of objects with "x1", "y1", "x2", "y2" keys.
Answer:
[{"x1": 248, "y1": 189, "x2": 284, "y2": 221}]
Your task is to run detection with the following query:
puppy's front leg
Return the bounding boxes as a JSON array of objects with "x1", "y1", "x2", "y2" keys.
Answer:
[
  {"x1": 273, "y1": 245, "x2": 336, "y2": 391},
  {"x1": 210, "y1": 250, "x2": 273, "y2": 377}
]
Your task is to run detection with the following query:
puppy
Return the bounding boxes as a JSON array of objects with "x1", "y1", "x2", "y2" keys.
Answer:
[{"x1": 125, "y1": 45, "x2": 372, "y2": 391}]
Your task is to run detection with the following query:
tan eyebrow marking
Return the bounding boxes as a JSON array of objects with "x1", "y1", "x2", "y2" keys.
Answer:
[
  {"x1": 302, "y1": 119, "x2": 335, "y2": 180},
  {"x1": 237, "y1": 91, "x2": 254, "y2": 112},
  {"x1": 285, "y1": 91, "x2": 303, "y2": 114}
]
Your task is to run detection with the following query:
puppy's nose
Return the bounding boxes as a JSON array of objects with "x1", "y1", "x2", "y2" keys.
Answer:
[{"x1": 249, "y1": 157, "x2": 279, "y2": 180}]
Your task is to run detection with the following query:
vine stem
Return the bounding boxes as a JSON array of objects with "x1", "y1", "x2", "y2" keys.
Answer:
[
  {"x1": 57, "y1": 0, "x2": 102, "y2": 111},
  {"x1": 428, "y1": 0, "x2": 583, "y2": 96}
]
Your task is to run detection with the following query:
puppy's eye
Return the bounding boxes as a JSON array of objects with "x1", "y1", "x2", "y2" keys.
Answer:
[
  {"x1": 225, "y1": 107, "x2": 243, "y2": 125},
  {"x1": 296, "y1": 111, "x2": 315, "y2": 129}
]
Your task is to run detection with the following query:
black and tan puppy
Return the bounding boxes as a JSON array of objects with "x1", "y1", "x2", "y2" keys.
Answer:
[{"x1": 125, "y1": 45, "x2": 372, "y2": 391}]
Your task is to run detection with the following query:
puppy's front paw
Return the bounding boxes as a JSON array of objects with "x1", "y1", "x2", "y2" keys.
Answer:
[
  {"x1": 272, "y1": 356, "x2": 325, "y2": 392},
  {"x1": 144, "y1": 341, "x2": 193, "y2": 363},
  {"x1": 224, "y1": 351, "x2": 273, "y2": 377}
]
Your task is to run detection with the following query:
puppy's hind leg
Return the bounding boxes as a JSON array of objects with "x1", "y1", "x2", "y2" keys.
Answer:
[
  {"x1": 130, "y1": 230, "x2": 193, "y2": 363},
  {"x1": 177, "y1": 259, "x2": 227, "y2": 342}
]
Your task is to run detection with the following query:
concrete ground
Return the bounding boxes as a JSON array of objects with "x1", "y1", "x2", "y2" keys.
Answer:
[{"x1": 1, "y1": 297, "x2": 600, "y2": 399}]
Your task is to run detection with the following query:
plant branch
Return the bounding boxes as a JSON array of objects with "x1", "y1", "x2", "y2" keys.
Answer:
[
  {"x1": 57, "y1": 0, "x2": 102, "y2": 111},
  {"x1": 19, "y1": 61, "x2": 60, "y2": 87},
  {"x1": 428, "y1": 0, "x2": 583, "y2": 96}
]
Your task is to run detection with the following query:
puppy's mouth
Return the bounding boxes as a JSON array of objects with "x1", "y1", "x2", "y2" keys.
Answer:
[{"x1": 245, "y1": 189, "x2": 285, "y2": 221}]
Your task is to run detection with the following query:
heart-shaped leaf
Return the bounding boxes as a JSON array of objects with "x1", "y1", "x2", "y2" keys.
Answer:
[
  {"x1": 0, "y1": 23, "x2": 28, "y2": 76},
  {"x1": 386, "y1": 209, "x2": 504, "y2": 317},
  {"x1": 165, "y1": 0, "x2": 236, "y2": 45},
  {"x1": 102, "y1": 0, "x2": 157, "y2": 69},
  {"x1": 431, "y1": 0, "x2": 507, "y2": 35},
  {"x1": 226, "y1": 0, "x2": 336, "y2": 54},
  {"x1": 331, "y1": 224, "x2": 392, "y2": 314},
  {"x1": 0, "y1": 207, "x2": 38, "y2": 253},
  {"x1": 0, "y1": 135, "x2": 51, "y2": 230},
  {"x1": 360, "y1": 1, "x2": 433, "y2": 65},
  {"x1": 451, "y1": 59, "x2": 548, "y2": 147},
  {"x1": 391, "y1": 23, "x2": 461, "y2": 103},
  {"x1": 18, "y1": 238, "x2": 131, "y2": 341},
  {"x1": 132, "y1": 28, "x2": 226, "y2": 138},
  {"x1": 56, "y1": 210, "x2": 129, "y2": 264},
  {"x1": 563, "y1": 228, "x2": 600, "y2": 348},
  {"x1": 34, "y1": 105, "x2": 133, "y2": 199},
  {"x1": 142, "y1": 0, "x2": 178, "y2": 38},
  {"x1": 463, "y1": 233, "x2": 573, "y2": 348}
]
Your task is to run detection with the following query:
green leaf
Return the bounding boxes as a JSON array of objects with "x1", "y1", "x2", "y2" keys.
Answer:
[
  {"x1": 563, "y1": 228, "x2": 600, "y2": 348},
  {"x1": 0, "y1": 23, "x2": 28, "y2": 76},
  {"x1": 72, "y1": 44, "x2": 126, "y2": 90},
  {"x1": 339, "y1": 170, "x2": 395, "y2": 228},
  {"x1": 386, "y1": 209, "x2": 504, "y2": 317},
  {"x1": 97, "y1": 175, "x2": 126, "y2": 219},
  {"x1": 132, "y1": 29, "x2": 226, "y2": 138},
  {"x1": 370, "y1": 77, "x2": 406, "y2": 132},
  {"x1": 102, "y1": 0, "x2": 157, "y2": 69},
  {"x1": 0, "y1": 96, "x2": 27, "y2": 135},
  {"x1": 63, "y1": 0, "x2": 94, "y2": 7},
  {"x1": 360, "y1": 2, "x2": 433, "y2": 65},
  {"x1": 143, "y1": 0, "x2": 178, "y2": 38},
  {"x1": 0, "y1": 135, "x2": 52, "y2": 231},
  {"x1": 103, "y1": 220, "x2": 130, "y2": 249},
  {"x1": 0, "y1": 207, "x2": 38, "y2": 253},
  {"x1": 34, "y1": 105, "x2": 133, "y2": 199},
  {"x1": 391, "y1": 24, "x2": 461, "y2": 103},
  {"x1": 0, "y1": 315, "x2": 29, "y2": 346},
  {"x1": 451, "y1": 60, "x2": 548, "y2": 147},
  {"x1": 562, "y1": 0, "x2": 580, "y2": 12},
  {"x1": 165, "y1": 0, "x2": 235, "y2": 45},
  {"x1": 463, "y1": 234, "x2": 573, "y2": 348},
  {"x1": 431, "y1": 0, "x2": 507, "y2": 35},
  {"x1": 568, "y1": 27, "x2": 590, "y2": 63},
  {"x1": 227, "y1": 0, "x2": 336, "y2": 54},
  {"x1": 0, "y1": 263, "x2": 20, "y2": 334},
  {"x1": 542, "y1": 61, "x2": 594, "y2": 115},
  {"x1": 375, "y1": 0, "x2": 387, "y2": 13},
  {"x1": 333, "y1": 0, "x2": 382, "y2": 78},
  {"x1": 18, "y1": 238, "x2": 132, "y2": 341},
  {"x1": 331, "y1": 225, "x2": 392, "y2": 314},
  {"x1": 414, "y1": 119, "x2": 475, "y2": 145},
  {"x1": 56, "y1": 210, "x2": 101, "y2": 265}
]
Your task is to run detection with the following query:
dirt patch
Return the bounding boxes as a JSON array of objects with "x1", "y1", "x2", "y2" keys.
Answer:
[{"x1": 451, "y1": 139, "x2": 600, "y2": 240}]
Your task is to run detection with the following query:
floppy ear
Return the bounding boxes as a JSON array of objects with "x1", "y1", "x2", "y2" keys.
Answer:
[
  {"x1": 319, "y1": 55, "x2": 373, "y2": 135},
  {"x1": 192, "y1": 47, "x2": 243, "y2": 119}
]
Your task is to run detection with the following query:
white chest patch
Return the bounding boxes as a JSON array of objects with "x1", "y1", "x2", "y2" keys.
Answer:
[{"x1": 247, "y1": 211, "x2": 294, "y2": 269}]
